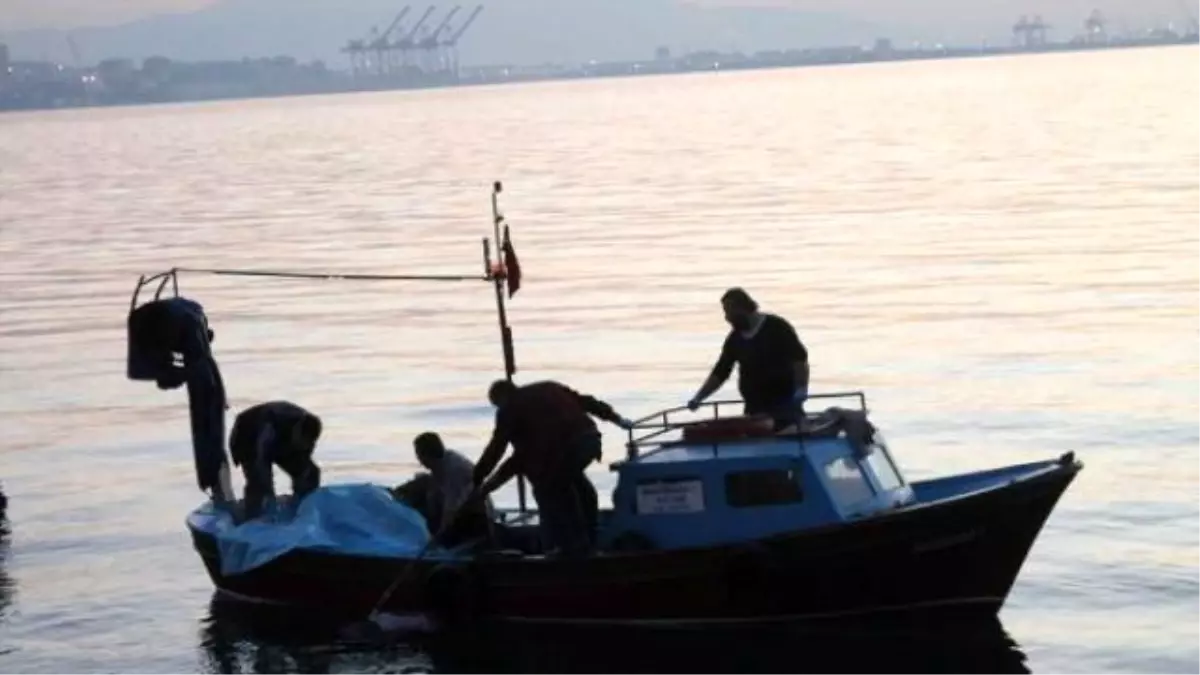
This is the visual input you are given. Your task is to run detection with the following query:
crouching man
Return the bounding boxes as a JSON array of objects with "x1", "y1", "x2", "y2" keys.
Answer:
[{"x1": 229, "y1": 400, "x2": 323, "y2": 522}]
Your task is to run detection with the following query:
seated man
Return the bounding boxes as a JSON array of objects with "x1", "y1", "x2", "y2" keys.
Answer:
[
  {"x1": 228, "y1": 400, "x2": 323, "y2": 522},
  {"x1": 414, "y1": 431, "x2": 495, "y2": 548}
]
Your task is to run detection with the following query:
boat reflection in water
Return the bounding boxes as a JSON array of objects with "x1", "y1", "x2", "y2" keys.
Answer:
[
  {"x1": 0, "y1": 514, "x2": 13, "y2": 627},
  {"x1": 197, "y1": 596, "x2": 1031, "y2": 674}
]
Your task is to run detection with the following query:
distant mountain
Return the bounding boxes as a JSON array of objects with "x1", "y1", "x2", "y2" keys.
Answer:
[{"x1": 1, "y1": 0, "x2": 890, "y2": 67}]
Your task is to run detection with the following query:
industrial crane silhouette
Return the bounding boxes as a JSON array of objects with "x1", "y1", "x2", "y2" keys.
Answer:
[
  {"x1": 417, "y1": 5, "x2": 461, "y2": 73},
  {"x1": 343, "y1": 10, "x2": 406, "y2": 76},
  {"x1": 341, "y1": 35, "x2": 368, "y2": 74},
  {"x1": 440, "y1": 5, "x2": 484, "y2": 78},
  {"x1": 342, "y1": 6, "x2": 413, "y2": 76},
  {"x1": 1084, "y1": 9, "x2": 1107, "y2": 44},
  {"x1": 1012, "y1": 14, "x2": 1050, "y2": 47},
  {"x1": 370, "y1": 5, "x2": 412, "y2": 75},
  {"x1": 342, "y1": 4, "x2": 486, "y2": 82},
  {"x1": 391, "y1": 5, "x2": 437, "y2": 72}
]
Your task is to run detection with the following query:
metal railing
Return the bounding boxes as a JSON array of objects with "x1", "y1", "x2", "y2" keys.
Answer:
[{"x1": 621, "y1": 390, "x2": 869, "y2": 461}]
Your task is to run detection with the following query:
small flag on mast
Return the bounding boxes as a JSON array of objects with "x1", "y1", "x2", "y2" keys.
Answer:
[{"x1": 501, "y1": 225, "x2": 521, "y2": 298}]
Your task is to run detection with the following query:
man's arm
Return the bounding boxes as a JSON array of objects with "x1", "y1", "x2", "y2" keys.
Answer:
[
  {"x1": 690, "y1": 336, "x2": 736, "y2": 407},
  {"x1": 562, "y1": 384, "x2": 626, "y2": 426},
  {"x1": 472, "y1": 409, "x2": 512, "y2": 487},
  {"x1": 254, "y1": 425, "x2": 277, "y2": 501},
  {"x1": 479, "y1": 457, "x2": 519, "y2": 496}
]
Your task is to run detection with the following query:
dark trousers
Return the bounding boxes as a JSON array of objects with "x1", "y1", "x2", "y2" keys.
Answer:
[
  {"x1": 530, "y1": 431, "x2": 601, "y2": 557},
  {"x1": 242, "y1": 452, "x2": 321, "y2": 521}
]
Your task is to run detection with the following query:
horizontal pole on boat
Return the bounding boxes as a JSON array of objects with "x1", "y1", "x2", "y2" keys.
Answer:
[
  {"x1": 173, "y1": 266, "x2": 490, "y2": 283},
  {"x1": 627, "y1": 391, "x2": 868, "y2": 426}
]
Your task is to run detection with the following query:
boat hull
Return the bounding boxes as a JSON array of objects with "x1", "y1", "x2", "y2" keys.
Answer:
[{"x1": 188, "y1": 455, "x2": 1080, "y2": 626}]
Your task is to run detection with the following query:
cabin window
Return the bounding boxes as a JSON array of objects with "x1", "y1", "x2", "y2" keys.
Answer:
[
  {"x1": 863, "y1": 446, "x2": 903, "y2": 491},
  {"x1": 823, "y1": 456, "x2": 875, "y2": 509},
  {"x1": 635, "y1": 478, "x2": 706, "y2": 515},
  {"x1": 724, "y1": 469, "x2": 803, "y2": 508}
]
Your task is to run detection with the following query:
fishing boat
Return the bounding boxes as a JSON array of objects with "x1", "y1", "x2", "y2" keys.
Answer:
[{"x1": 127, "y1": 182, "x2": 1082, "y2": 628}]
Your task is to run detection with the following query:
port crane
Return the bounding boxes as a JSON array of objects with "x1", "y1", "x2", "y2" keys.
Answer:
[
  {"x1": 341, "y1": 3, "x2": 485, "y2": 81},
  {"x1": 417, "y1": 5, "x2": 461, "y2": 73},
  {"x1": 343, "y1": 6, "x2": 412, "y2": 75},
  {"x1": 440, "y1": 5, "x2": 484, "y2": 78},
  {"x1": 391, "y1": 5, "x2": 437, "y2": 71},
  {"x1": 370, "y1": 6, "x2": 413, "y2": 75},
  {"x1": 1012, "y1": 14, "x2": 1050, "y2": 48},
  {"x1": 1084, "y1": 9, "x2": 1107, "y2": 44}
]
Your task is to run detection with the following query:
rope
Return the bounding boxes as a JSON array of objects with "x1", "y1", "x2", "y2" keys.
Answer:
[{"x1": 173, "y1": 267, "x2": 489, "y2": 283}]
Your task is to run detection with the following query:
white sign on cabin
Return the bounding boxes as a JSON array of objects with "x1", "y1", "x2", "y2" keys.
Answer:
[{"x1": 636, "y1": 479, "x2": 705, "y2": 514}]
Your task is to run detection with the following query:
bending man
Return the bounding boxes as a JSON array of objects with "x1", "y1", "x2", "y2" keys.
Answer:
[
  {"x1": 473, "y1": 379, "x2": 633, "y2": 558},
  {"x1": 229, "y1": 400, "x2": 323, "y2": 522}
]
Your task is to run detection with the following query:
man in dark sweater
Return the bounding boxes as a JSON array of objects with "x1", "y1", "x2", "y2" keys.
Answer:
[
  {"x1": 473, "y1": 379, "x2": 633, "y2": 557},
  {"x1": 688, "y1": 288, "x2": 810, "y2": 425},
  {"x1": 228, "y1": 400, "x2": 323, "y2": 522}
]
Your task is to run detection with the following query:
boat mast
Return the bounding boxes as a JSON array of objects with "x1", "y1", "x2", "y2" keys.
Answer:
[{"x1": 484, "y1": 180, "x2": 528, "y2": 512}]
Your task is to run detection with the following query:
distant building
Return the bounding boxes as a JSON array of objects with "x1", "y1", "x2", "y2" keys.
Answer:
[
  {"x1": 0, "y1": 43, "x2": 9, "y2": 75},
  {"x1": 872, "y1": 38, "x2": 894, "y2": 56},
  {"x1": 655, "y1": 46, "x2": 671, "y2": 62}
]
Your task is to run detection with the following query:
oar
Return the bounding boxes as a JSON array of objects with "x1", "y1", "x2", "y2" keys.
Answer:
[{"x1": 340, "y1": 489, "x2": 483, "y2": 642}]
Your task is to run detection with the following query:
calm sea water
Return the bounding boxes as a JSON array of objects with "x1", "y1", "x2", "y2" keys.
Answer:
[{"x1": 0, "y1": 45, "x2": 1196, "y2": 673}]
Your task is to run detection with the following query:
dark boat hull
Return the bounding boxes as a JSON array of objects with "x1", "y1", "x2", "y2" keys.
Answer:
[{"x1": 189, "y1": 456, "x2": 1080, "y2": 626}]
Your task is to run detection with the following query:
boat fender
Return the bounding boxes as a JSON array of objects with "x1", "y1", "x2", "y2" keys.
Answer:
[
  {"x1": 423, "y1": 563, "x2": 480, "y2": 626},
  {"x1": 607, "y1": 530, "x2": 658, "y2": 553}
]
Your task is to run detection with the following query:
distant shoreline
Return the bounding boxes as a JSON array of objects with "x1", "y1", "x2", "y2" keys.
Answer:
[{"x1": 1, "y1": 36, "x2": 1195, "y2": 115}]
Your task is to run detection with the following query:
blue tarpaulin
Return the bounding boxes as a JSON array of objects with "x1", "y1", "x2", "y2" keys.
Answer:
[{"x1": 187, "y1": 483, "x2": 434, "y2": 577}]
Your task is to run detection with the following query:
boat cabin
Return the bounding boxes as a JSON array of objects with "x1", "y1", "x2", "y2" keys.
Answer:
[{"x1": 598, "y1": 392, "x2": 916, "y2": 552}]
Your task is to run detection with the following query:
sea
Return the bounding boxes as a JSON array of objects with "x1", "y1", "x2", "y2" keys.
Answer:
[{"x1": 0, "y1": 45, "x2": 1196, "y2": 673}]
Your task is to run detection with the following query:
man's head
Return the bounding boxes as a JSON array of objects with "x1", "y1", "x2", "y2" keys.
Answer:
[
  {"x1": 413, "y1": 431, "x2": 446, "y2": 469},
  {"x1": 289, "y1": 413, "x2": 322, "y2": 455},
  {"x1": 721, "y1": 287, "x2": 759, "y2": 331},
  {"x1": 488, "y1": 379, "x2": 517, "y2": 408}
]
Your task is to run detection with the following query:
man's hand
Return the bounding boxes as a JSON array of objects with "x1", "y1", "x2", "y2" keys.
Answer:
[
  {"x1": 686, "y1": 398, "x2": 701, "y2": 411},
  {"x1": 617, "y1": 417, "x2": 636, "y2": 430}
]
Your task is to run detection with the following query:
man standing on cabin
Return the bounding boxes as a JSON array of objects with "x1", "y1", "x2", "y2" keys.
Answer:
[
  {"x1": 413, "y1": 431, "x2": 495, "y2": 547},
  {"x1": 687, "y1": 288, "x2": 810, "y2": 427},
  {"x1": 228, "y1": 400, "x2": 323, "y2": 522},
  {"x1": 472, "y1": 379, "x2": 634, "y2": 558}
]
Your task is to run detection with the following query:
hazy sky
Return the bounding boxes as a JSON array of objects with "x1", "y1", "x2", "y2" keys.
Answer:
[
  {"x1": 3, "y1": 0, "x2": 1189, "y2": 31},
  {"x1": 3, "y1": 0, "x2": 214, "y2": 29}
]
